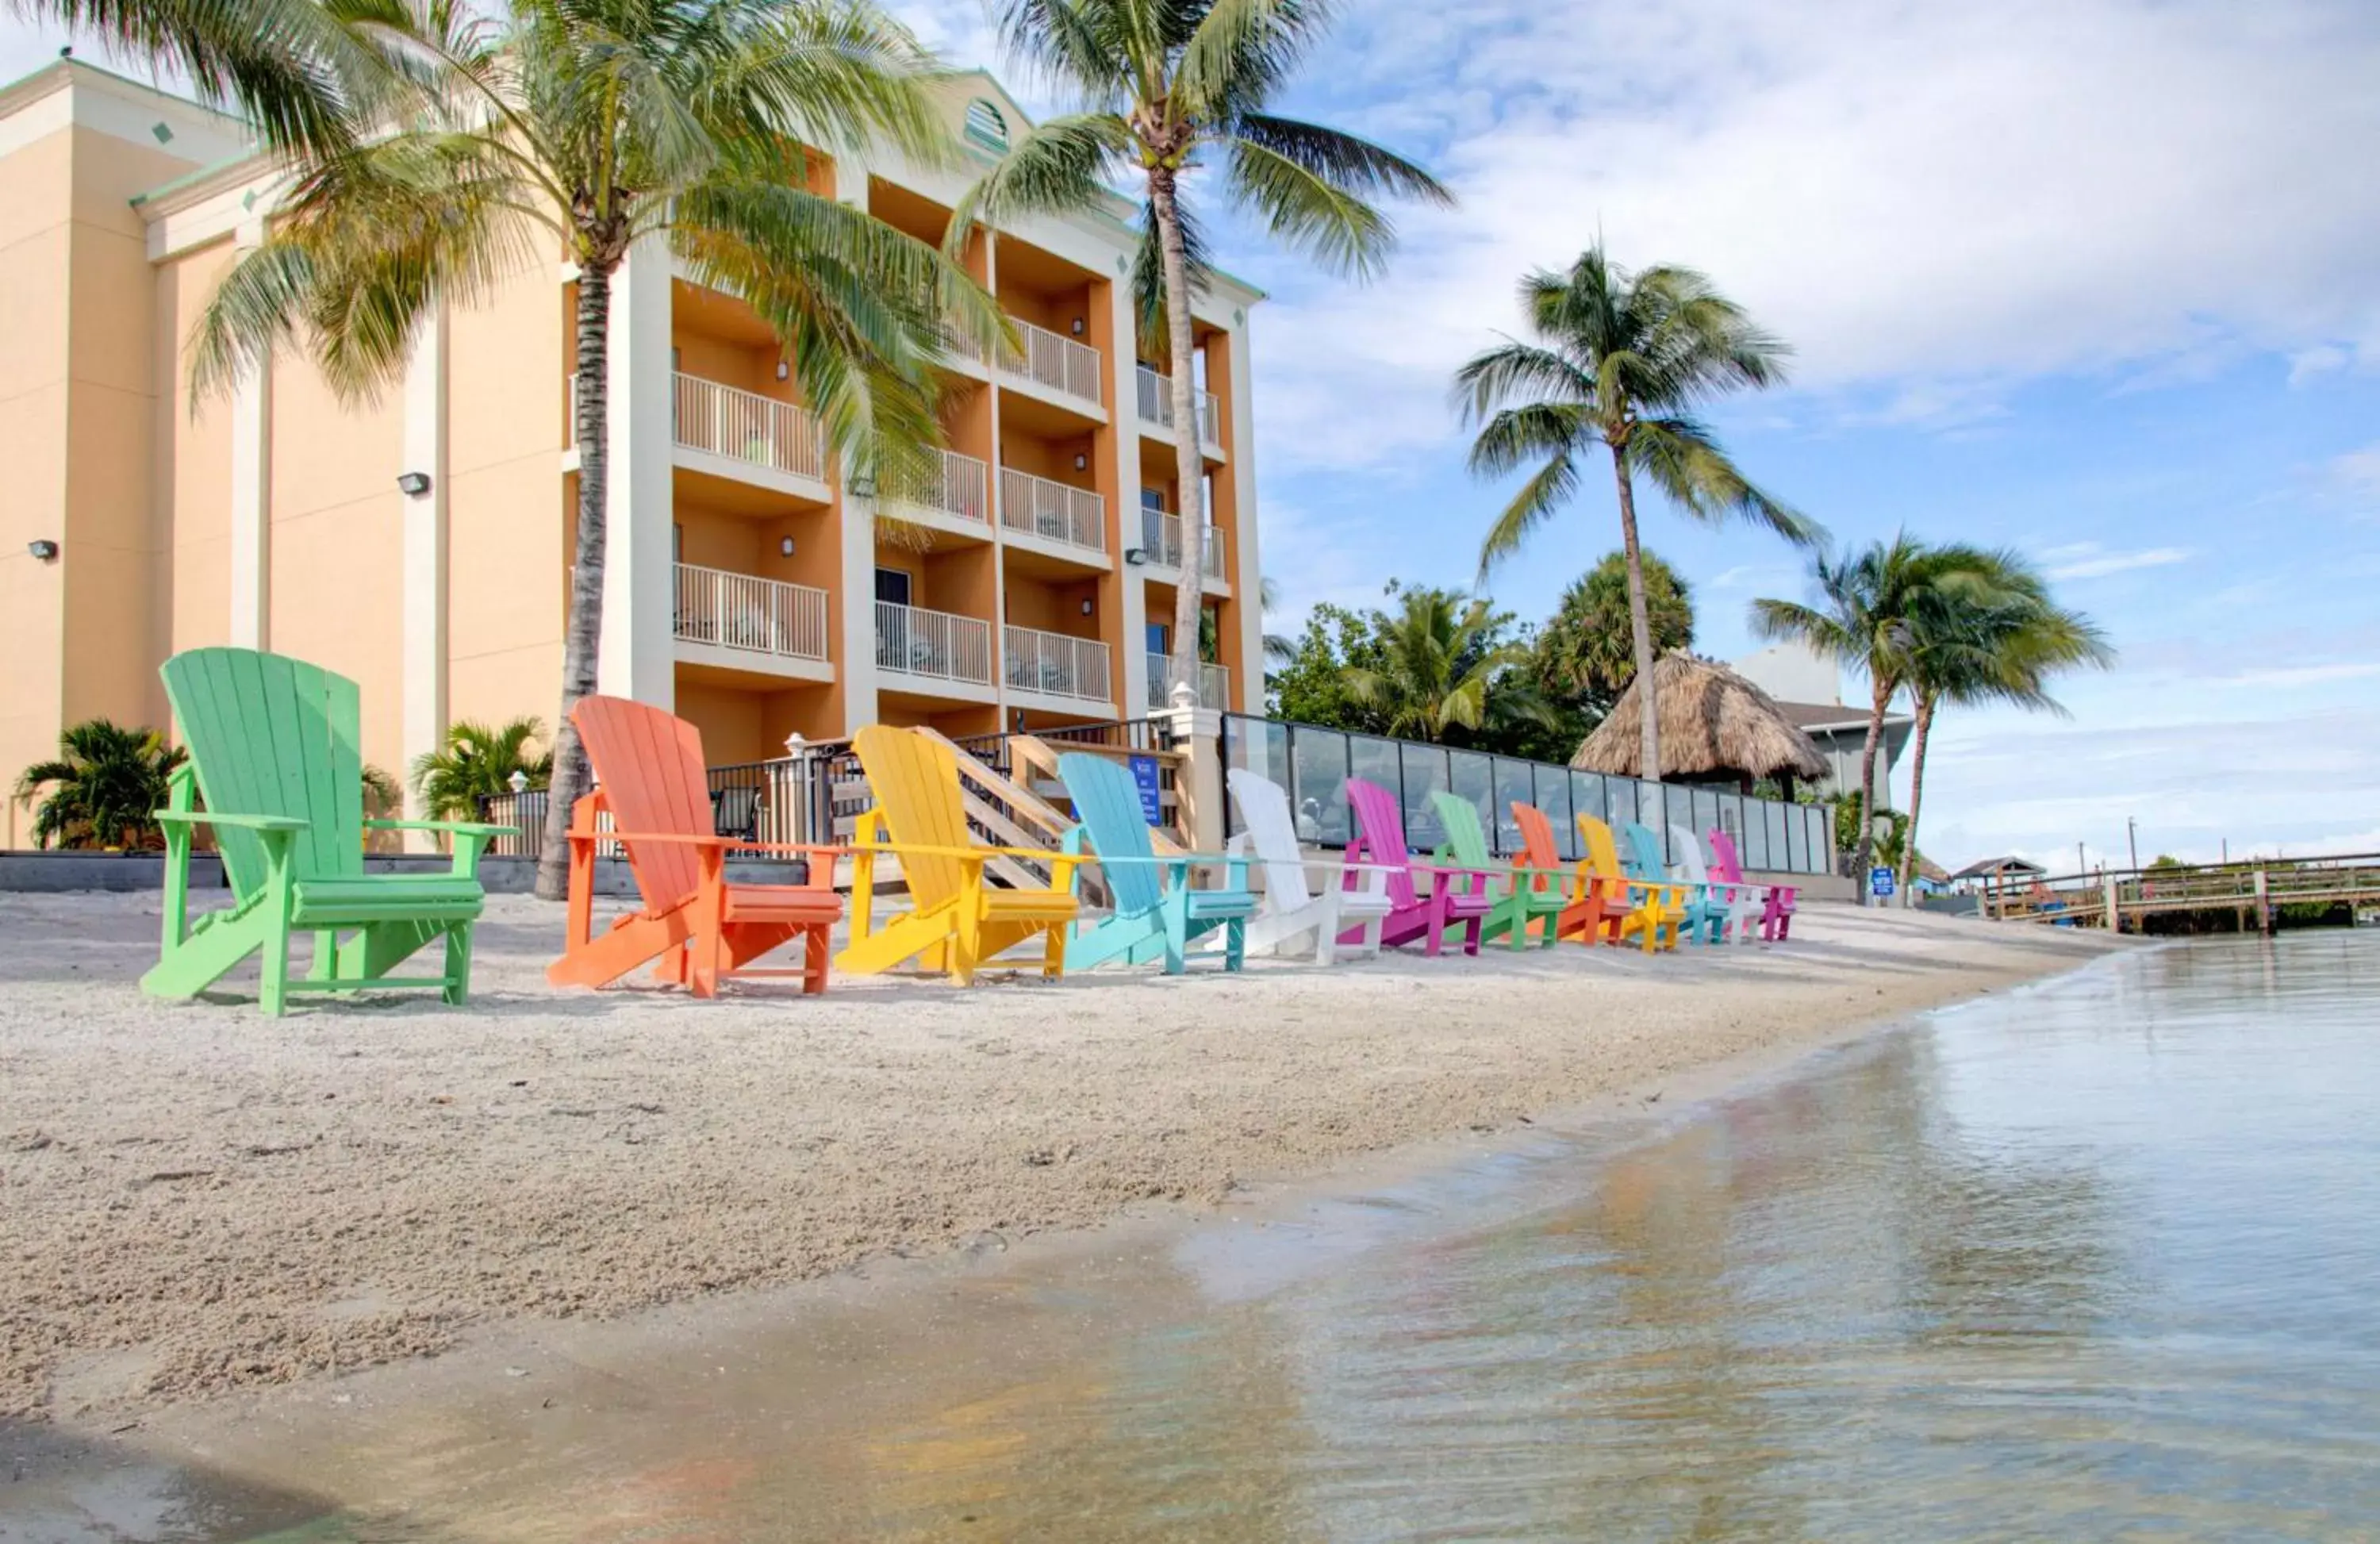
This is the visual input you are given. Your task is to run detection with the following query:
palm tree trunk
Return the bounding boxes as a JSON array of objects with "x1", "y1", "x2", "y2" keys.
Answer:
[
  {"x1": 1897, "y1": 693, "x2": 1935, "y2": 908},
  {"x1": 536, "y1": 263, "x2": 613, "y2": 900},
  {"x1": 1148, "y1": 167, "x2": 1209, "y2": 709},
  {"x1": 1610, "y1": 451, "x2": 1660, "y2": 782},
  {"x1": 1848, "y1": 676, "x2": 1891, "y2": 905}
]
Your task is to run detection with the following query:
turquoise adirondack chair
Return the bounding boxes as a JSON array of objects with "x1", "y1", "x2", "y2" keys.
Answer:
[
  {"x1": 142, "y1": 648, "x2": 511, "y2": 1015},
  {"x1": 1057, "y1": 751, "x2": 1255, "y2": 974},
  {"x1": 1426, "y1": 791, "x2": 1563, "y2": 951},
  {"x1": 1623, "y1": 821, "x2": 1726, "y2": 945}
]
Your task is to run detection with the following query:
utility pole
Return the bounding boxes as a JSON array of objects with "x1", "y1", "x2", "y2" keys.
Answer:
[
  {"x1": 2076, "y1": 840, "x2": 2086, "y2": 875},
  {"x1": 2127, "y1": 816, "x2": 2139, "y2": 873}
]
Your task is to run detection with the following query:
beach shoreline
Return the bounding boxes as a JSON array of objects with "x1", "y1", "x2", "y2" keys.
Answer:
[{"x1": 0, "y1": 891, "x2": 2124, "y2": 1425}]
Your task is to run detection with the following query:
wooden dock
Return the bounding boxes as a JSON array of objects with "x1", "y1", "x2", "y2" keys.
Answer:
[{"x1": 1985, "y1": 853, "x2": 2380, "y2": 934}]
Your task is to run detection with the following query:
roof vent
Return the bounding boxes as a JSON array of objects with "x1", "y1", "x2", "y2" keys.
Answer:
[
  {"x1": 151, "y1": 121, "x2": 175, "y2": 144},
  {"x1": 963, "y1": 100, "x2": 1008, "y2": 152}
]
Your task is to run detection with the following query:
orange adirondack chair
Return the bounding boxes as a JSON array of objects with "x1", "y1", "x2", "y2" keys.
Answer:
[
  {"x1": 547, "y1": 695, "x2": 843, "y2": 997},
  {"x1": 1511, "y1": 802, "x2": 1623, "y2": 945}
]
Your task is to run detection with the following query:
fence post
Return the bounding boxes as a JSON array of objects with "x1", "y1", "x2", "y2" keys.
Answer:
[
  {"x1": 1164, "y1": 686, "x2": 1227, "y2": 852},
  {"x1": 2104, "y1": 870, "x2": 2121, "y2": 934}
]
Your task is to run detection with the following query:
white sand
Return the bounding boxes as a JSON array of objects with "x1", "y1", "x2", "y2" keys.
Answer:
[{"x1": 0, "y1": 890, "x2": 2119, "y2": 1420}]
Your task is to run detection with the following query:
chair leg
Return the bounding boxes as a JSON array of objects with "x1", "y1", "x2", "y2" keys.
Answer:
[
  {"x1": 443, "y1": 924, "x2": 474, "y2": 1006},
  {"x1": 309, "y1": 930, "x2": 340, "y2": 981},
  {"x1": 1224, "y1": 917, "x2": 1246, "y2": 973},
  {"x1": 259, "y1": 886, "x2": 295, "y2": 1017},
  {"x1": 1041, "y1": 923, "x2": 1066, "y2": 979},
  {"x1": 803, "y1": 925, "x2": 831, "y2": 995}
]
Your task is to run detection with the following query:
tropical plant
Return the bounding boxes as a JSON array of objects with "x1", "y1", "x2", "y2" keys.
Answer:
[
  {"x1": 1533, "y1": 549, "x2": 1695, "y2": 717},
  {"x1": 409, "y1": 717, "x2": 554, "y2": 823},
  {"x1": 13, "y1": 720, "x2": 186, "y2": 850},
  {"x1": 1894, "y1": 553, "x2": 2111, "y2": 901},
  {"x1": 1341, "y1": 586, "x2": 1554, "y2": 746},
  {"x1": 951, "y1": 0, "x2": 1452, "y2": 706},
  {"x1": 1459, "y1": 243, "x2": 1813, "y2": 783},
  {"x1": 1266, "y1": 601, "x2": 1388, "y2": 729},
  {"x1": 178, "y1": 0, "x2": 1006, "y2": 900},
  {"x1": 1751, "y1": 535, "x2": 2005, "y2": 896}
]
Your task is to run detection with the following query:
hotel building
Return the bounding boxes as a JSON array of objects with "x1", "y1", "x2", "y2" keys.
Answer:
[{"x1": 0, "y1": 59, "x2": 1265, "y2": 836}]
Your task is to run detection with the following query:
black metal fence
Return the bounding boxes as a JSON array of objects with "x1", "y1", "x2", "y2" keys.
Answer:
[{"x1": 1220, "y1": 713, "x2": 1835, "y2": 877}]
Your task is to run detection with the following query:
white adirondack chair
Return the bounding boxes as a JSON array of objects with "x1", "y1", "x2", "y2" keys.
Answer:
[
  {"x1": 1227, "y1": 768, "x2": 1393, "y2": 963},
  {"x1": 1670, "y1": 823, "x2": 1762, "y2": 944}
]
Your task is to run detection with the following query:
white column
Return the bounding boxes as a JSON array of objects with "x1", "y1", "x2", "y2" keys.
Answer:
[
  {"x1": 833, "y1": 165, "x2": 880, "y2": 730},
  {"x1": 597, "y1": 236, "x2": 675, "y2": 708},
  {"x1": 399, "y1": 304, "x2": 450, "y2": 850},
  {"x1": 1110, "y1": 270, "x2": 1152, "y2": 717},
  {"x1": 1226, "y1": 310, "x2": 1264, "y2": 712},
  {"x1": 228, "y1": 217, "x2": 271, "y2": 648}
]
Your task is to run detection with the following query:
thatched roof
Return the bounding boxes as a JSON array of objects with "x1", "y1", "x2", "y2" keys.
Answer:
[{"x1": 1572, "y1": 652, "x2": 1829, "y2": 782}]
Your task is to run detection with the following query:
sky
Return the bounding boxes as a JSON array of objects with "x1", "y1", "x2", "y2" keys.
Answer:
[{"x1": 7, "y1": 0, "x2": 2378, "y2": 872}]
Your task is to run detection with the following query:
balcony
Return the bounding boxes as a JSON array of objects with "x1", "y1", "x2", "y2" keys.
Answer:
[
  {"x1": 1004, "y1": 625, "x2": 1113, "y2": 705},
  {"x1": 673, "y1": 372, "x2": 826, "y2": 482},
  {"x1": 1000, "y1": 318, "x2": 1103, "y2": 409},
  {"x1": 673, "y1": 563, "x2": 831, "y2": 679},
  {"x1": 999, "y1": 468, "x2": 1107, "y2": 558},
  {"x1": 882, "y1": 447, "x2": 990, "y2": 531},
  {"x1": 1138, "y1": 510, "x2": 1228, "y2": 582},
  {"x1": 1145, "y1": 655, "x2": 1230, "y2": 711},
  {"x1": 875, "y1": 600, "x2": 992, "y2": 692},
  {"x1": 1135, "y1": 365, "x2": 1222, "y2": 447}
]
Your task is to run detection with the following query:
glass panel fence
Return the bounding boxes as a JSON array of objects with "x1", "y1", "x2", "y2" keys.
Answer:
[
  {"x1": 1447, "y1": 751, "x2": 1493, "y2": 850},
  {"x1": 1399, "y1": 743, "x2": 1450, "y2": 852},
  {"x1": 1288, "y1": 724, "x2": 1351, "y2": 845},
  {"x1": 1531, "y1": 766, "x2": 1572, "y2": 861},
  {"x1": 1568, "y1": 772, "x2": 1604, "y2": 860},
  {"x1": 1491, "y1": 759, "x2": 1534, "y2": 858}
]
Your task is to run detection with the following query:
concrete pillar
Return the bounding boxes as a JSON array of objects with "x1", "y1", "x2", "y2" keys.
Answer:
[
  {"x1": 1110, "y1": 269, "x2": 1153, "y2": 719},
  {"x1": 399, "y1": 303, "x2": 450, "y2": 850},
  {"x1": 227, "y1": 217, "x2": 271, "y2": 648},
  {"x1": 1164, "y1": 698, "x2": 1225, "y2": 851},
  {"x1": 597, "y1": 236, "x2": 675, "y2": 708},
  {"x1": 1222, "y1": 311, "x2": 1263, "y2": 712},
  {"x1": 833, "y1": 163, "x2": 881, "y2": 732}
]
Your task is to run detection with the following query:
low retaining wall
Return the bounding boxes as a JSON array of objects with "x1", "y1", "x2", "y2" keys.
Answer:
[{"x1": 0, "y1": 851, "x2": 806, "y2": 896}]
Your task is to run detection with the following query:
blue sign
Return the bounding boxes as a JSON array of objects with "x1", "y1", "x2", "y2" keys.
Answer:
[
  {"x1": 1869, "y1": 866, "x2": 1896, "y2": 897},
  {"x1": 1128, "y1": 755, "x2": 1164, "y2": 826}
]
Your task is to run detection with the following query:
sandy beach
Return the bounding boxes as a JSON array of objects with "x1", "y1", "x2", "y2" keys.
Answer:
[{"x1": 0, "y1": 890, "x2": 2119, "y2": 1423}]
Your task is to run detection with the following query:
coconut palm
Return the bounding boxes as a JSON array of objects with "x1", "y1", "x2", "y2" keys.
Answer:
[
  {"x1": 13, "y1": 720, "x2": 186, "y2": 850},
  {"x1": 950, "y1": 0, "x2": 1452, "y2": 707},
  {"x1": 182, "y1": 0, "x2": 1008, "y2": 900},
  {"x1": 1750, "y1": 536, "x2": 2008, "y2": 896},
  {"x1": 409, "y1": 716, "x2": 554, "y2": 823},
  {"x1": 1895, "y1": 556, "x2": 2111, "y2": 902},
  {"x1": 1341, "y1": 587, "x2": 1552, "y2": 746},
  {"x1": 1459, "y1": 244, "x2": 1814, "y2": 784}
]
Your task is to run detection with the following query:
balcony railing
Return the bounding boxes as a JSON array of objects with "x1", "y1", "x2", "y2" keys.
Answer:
[
  {"x1": 1145, "y1": 655, "x2": 1230, "y2": 711},
  {"x1": 674, "y1": 563, "x2": 830, "y2": 662},
  {"x1": 1000, "y1": 317, "x2": 1103, "y2": 405},
  {"x1": 1135, "y1": 365, "x2": 1222, "y2": 444},
  {"x1": 674, "y1": 372, "x2": 825, "y2": 482},
  {"x1": 883, "y1": 447, "x2": 989, "y2": 524},
  {"x1": 1138, "y1": 510, "x2": 1228, "y2": 580},
  {"x1": 1004, "y1": 625, "x2": 1112, "y2": 703},
  {"x1": 998, "y1": 468, "x2": 1107, "y2": 555},
  {"x1": 875, "y1": 600, "x2": 992, "y2": 687}
]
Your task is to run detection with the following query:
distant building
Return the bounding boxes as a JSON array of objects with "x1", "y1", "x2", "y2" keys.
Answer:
[{"x1": 1728, "y1": 641, "x2": 1912, "y2": 808}]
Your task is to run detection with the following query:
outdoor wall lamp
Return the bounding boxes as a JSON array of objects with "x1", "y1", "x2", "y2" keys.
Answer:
[
  {"x1": 774, "y1": 359, "x2": 790, "y2": 381},
  {"x1": 508, "y1": 769, "x2": 530, "y2": 794},
  {"x1": 1073, "y1": 453, "x2": 1088, "y2": 470},
  {"x1": 396, "y1": 471, "x2": 432, "y2": 497},
  {"x1": 779, "y1": 536, "x2": 797, "y2": 557},
  {"x1": 1123, "y1": 547, "x2": 1149, "y2": 566},
  {"x1": 1079, "y1": 598, "x2": 1094, "y2": 616},
  {"x1": 25, "y1": 540, "x2": 58, "y2": 561},
  {"x1": 1069, "y1": 317, "x2": 1085, "y2": 336}
]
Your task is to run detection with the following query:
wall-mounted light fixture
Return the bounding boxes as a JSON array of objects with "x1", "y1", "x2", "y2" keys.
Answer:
[
  {"x1": 1079, "y1": 598, "x2": 1094, "y2": 616},
  {"x1": 26, "y1": 540, "x2": 59, "y2": 561},
  {"x1": 1069, "y1": 317, "x2": 1085, "y2": 337},
  {"x1": 1123, "y1": 547, "x2": 1149, "y2": 567},
  {"x1": 1073, "y1": 453, "x2": 1088, "y2": 471},
  {"x1": 396, "y1": 471, "x2": 432, "y2": 497},
  {"x1": 778, "y1": 535, "x2": 797, "y2": 558},
  {"x1": 774, "y1": 359, "x2": 790, "y2": 382},
  {"x1": 508, "y1": 769, "x2": 530, "y2": 795}
]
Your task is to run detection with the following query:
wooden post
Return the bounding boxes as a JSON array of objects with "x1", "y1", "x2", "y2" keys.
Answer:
[
  {"x1": 2253, "y1": 866, "x2": 2271, "y2": 936},
  {"x1": 2104, "y1": 870, "x2": 2121, "y2": 934}
]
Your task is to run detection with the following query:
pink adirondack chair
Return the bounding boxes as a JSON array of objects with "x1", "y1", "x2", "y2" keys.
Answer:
[
  {"x1": 1708, "y1": 828, "x2": 1796, "y2": 942},
  {"x1": 1338, "y1": 778, "x2": 1494, "y2": 955}
]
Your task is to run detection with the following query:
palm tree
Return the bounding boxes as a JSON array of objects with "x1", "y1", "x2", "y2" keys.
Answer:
[
  {"x1": 1751, "y1": 536, "x2": 2007, "y2": 895},
  {"x1": 409, "y1": 716, "x2": 554, "y2": 824},
  {"x1": 1458, "y1": 244, "x2": 1813, "y2": 783},
  {"x1": 950, "y1": 0, "x2": 1452, "y2": 707},
  {"x1": 1341, "y1": 587, "x2": 1550, "y2": 745},
  {"x1": 182, "y1": 0, "x2": 1008, "y2": 901},
  {"x1": 1533, "y1": 549, "x2": 1695, "y2": 716},
  {"x1": 13, "y1": 720, "x2": 186, "y2": 850},
  {"x1": 1895, "y1": 556, "x2": 2112, "y2": 902}
]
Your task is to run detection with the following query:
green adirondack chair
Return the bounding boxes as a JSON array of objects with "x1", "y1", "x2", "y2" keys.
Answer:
[
  {"x1": 141, "y1": 647, "x2": 512, "y2": 1015},
  {"x1": 1427, "y1": 790, "x2": 1564, "y2": 951}
]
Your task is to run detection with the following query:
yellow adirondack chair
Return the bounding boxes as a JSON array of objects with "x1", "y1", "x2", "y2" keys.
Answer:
[
  {"x1": 1576, "y1": 813, "x2": 1686, "y2": 953},
  {"x1": 834, "y1": 726, "x2": 1082, "y2": 985}
]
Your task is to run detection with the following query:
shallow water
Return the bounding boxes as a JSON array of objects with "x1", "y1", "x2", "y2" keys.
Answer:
[{"x1": 14, "y1": 931, "x2": 2380, "y2": 1541}]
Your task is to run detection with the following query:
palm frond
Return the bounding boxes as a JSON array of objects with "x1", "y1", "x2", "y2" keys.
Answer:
[
  {"x1": 1626, "y1": 416, "x2": 1821, "y2": 547},
  {"x1": 1476, "y1": 441, "x2": 1580, "y2": 576},
  {"x1": 1223, "y1": 131, "x2": 1395, "y2": 279},
  {"x1": 944, "y1": 111, "x2": 1133, "y2": 259}
]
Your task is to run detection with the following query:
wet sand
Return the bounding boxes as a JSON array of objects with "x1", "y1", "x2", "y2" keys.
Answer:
[{"x1": 0, "y1": 890, "x2": 2118, "y2": 1425}]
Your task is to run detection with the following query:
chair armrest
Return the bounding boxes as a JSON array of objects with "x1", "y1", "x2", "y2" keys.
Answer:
[
  {"x1": 154, "y1": 809, "x2": 308, "y2": 832},
  {"x1": 367, "y1": 820, "x2": 516, "y2": 839}
]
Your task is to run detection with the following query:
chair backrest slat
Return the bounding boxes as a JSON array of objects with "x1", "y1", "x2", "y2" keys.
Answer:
[
  {"x1": 1622, "y1": 822, "x2": 1673, "y2": 882},
  {"x1": 1576, "y1": 815, "x2": 1628, "y2": 886},
  {"x1": 1343, "y1": 778, "x2": 1419, "y2": 908},
  {"x1": 853, "y1": 726, "x2": 972, "y2": 908},
  {"x1": 160, "y1": 647, "x2": 366, "y2": 899},
  {"x1": 573, "y1": 696, "x2": 713, "y2": 909},
  {"x1": 1706, "y1": 830, "x2": 1747, "y2": 884},
  {"x1": 1428, "y1": 791, "x2": 1493, "y2": 869},
  {"x1": 1226, "y1": 769, "x2": 1315, "y2": 908},
  {"x1": 1668, "y1": 824, "x2": 1711, "y2": 885},
  {"x1": 1058, "y1": 752, "x2": 1164, "y2": 916}
]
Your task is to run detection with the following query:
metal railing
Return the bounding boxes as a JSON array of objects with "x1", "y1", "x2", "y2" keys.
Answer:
[
  {"x1": 1000, "y1": 317, "x2": 1102, "y2": 405},
  {"x1": 1004, "y1": 625, "x2": 1111, "y2": 703},
  {"x1": 882, "y1": 447, "x2": 988, "y2": 525},
  {"x1": 672, "y1": 372, "x2": 825, "y2": 482},
  {"x1": 1219, "y1": 712, "x2": 1838, "y2": 877},
  {"x1": 1138, "y1": 510, "x2": 1227, "y2": 579},
  {"x1": 673, "y1": 563, "x2": 829, "y2": 661},
  {"x1": 874, "y1": 600, "x2": 992, "y2": 686},
  {"x1": 1145, "y1": 654, "x2": 1230, "y2": 710},
  {"x1": 1135, "y1": 365, "x2": 1222, "y2": 444},
  {"x1": 999, "y1": 468, "x2": 1107, "y2": 554}
]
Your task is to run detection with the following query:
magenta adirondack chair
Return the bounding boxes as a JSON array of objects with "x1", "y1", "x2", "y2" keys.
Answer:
[
  {"x1": 1338, "y1": 778, "x2": 1493, "y2": 955},
  {"x1": 1708, "y1": 828, "x2": 1797, "y2": 942}
]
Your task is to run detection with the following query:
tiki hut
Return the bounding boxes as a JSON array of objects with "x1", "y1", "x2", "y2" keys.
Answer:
[{"x1": 1572, "y1": 652, "x2": 1829, "y2": 795}]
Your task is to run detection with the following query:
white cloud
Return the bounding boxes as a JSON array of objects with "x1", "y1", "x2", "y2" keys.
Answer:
[{"x1": 2040, "y1": 544, "x2": 2195, "y2": 581}]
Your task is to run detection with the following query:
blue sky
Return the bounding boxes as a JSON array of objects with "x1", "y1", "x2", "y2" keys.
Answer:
[{"x1": 8, "y1": 0, "x2": 2376, "y2": 870}]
